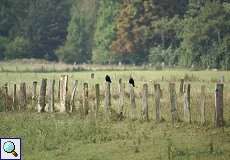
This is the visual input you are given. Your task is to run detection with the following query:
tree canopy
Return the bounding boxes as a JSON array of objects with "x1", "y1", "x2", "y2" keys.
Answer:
[{"x1": 0, "y1": 0, "x2": 229, "y2": 69}]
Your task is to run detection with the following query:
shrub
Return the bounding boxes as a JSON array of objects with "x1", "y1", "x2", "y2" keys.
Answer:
[{"x1": 5, "y1": 37, "x2": 30, "y2": 59}]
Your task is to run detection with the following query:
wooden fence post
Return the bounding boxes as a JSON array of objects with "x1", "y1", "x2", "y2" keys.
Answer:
[
  {"x1": 141, "y1": 83, "x2": 149, "y2": 121},
  {"x1": 38, "y1": 78, "x2": 47, "y2": 112},
  {"x1": 19, "y1": 82, "x2": 27, "y2": 111},
  {"x1": 200, "y1": 85, "x2": 206, "y2": 124},
  {"x1": 118, "y1": 80, "x2": 125, "y2": 116},
  {"x1": 32, "y1": 81, "x2": 38, "y2": 110},
  {"x1": 169, "y1": 83, "x2": 179, "y2": 125},
  {"x1": 91, "y1": 73, "x2": 95, "y2": 79},
  {"x1": 58, "y1": 79, "x2": 60, "y2": 101},
  {"x1": 129, "y1": 84, "x2": 136, "y2": 120},
  {"x1": 95, "y1": 83, "x2": 100, "y2": 116},
  {"x1": 154, "y1": 83, "x2": 161, "y2": 122},
  {"x1": 83, "y1": 82, "x2": 89, "y2": 116},
  {"x1": 70, "y1": 80, "x2": 78, "y2": 113},
  {"x1": 220, "y1": 75, "x2": 224, "y2": 83},
  {"x1": 12, "y1": 84, "x2": 17, "y2": 111},
  {"x1": 215, "y1": 83, "x2": 224, "y2": 127},
  {"x1": 4, "y1": 83, "x2": 8, "y2": 95},
  {"x1": 60, "y1": 75, "x2": 68, "y2": 112},
  {"x1": 184, "y1": 83, "x2": 191, "y2": 123},
  {"x1": 179, "y1": 79, "x2": 184, "y2": 95},
  {"x1": 104, "y1": 82, "x2": 111, "y2": 117},
  {"x1": 3, "y1": 83, "x2": 8, "y2": 111},
  {"x1": 48, "y1": 80, "x2": 55, "y2": 112}
]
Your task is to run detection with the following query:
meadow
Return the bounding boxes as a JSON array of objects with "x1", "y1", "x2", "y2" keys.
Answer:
[{"x1": 0, "y1": 61, "x2": 230, "y2": 160}]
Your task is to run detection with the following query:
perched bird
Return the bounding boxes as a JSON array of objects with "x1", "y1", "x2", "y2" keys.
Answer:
[
  {"x1": 105, "y1": 75, "x2": 112, "y2": 83},
  {"x1": 129, "y1": 77, "x2": 135, "y2": 87}
]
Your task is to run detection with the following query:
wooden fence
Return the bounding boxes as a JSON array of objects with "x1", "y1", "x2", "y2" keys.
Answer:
[{"x1": 0, "y1": 75, "x2": 225, "y2": 128}]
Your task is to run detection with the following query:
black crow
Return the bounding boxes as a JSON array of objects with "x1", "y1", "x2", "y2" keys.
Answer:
[
  {"x1": 105, "y1": 75, "x2": 112, "y2": 83},
  {"x1": 129, "y1": 77, "x2": 135, "y2": 87}
]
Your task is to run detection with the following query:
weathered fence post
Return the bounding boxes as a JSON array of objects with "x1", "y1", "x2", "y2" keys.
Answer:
[
  {"x1": 3, "y1": 83, "x2": 8, "y2": 111},
  {"x1": 220, "y1": 75, "x2": 224, "y2": 83},
  {"x1": 183, "y1": 83, "x2": 191, "y2": 123},
  {"x1": 19, "y1": 82, "x2": 27, "y2": 111},
  {"x1": 48, "y1": 80, "x2": 55, "y2": 112},
  {"x1": 129, "y1": 84, "x2": 136, "y2": 120},
  {"x1": 154, "y1": 83, "x2": 161, "y2": 122},
  {"x1": 179, "y1": 79, "x2": 184, "y2": 95},
  {"x1": 169, "y1": 83, "x2": 179, "y2": 125},
  {"x1": 70, "y1": 80, "x2": 78, "y2": 113},
  {"x1": 12, "y1": 84, "x2": 17, "y2": 111},
  {"x1": 32, "y1": 81, "x2": 37, "y2": 110},
  {"x1": 118, "y1": 79, "x2": 125, "y2": 116},
  {"x1": 4, "y1": 83, "x2": 8, "y2": 95},
  {"x1": 60, "y1": 75, "x2": 68, "y2": 112},
  {"x1": 215, "y1": 83, "x2": 224, "y2": 127},
  {"x1": 91, "y1": 73, "x2": 95, "y2": 79},
  {"x1": 95, "y1": 83, "x2": 100, "y2": 116},
  {"x1": 141, "y1": 83, "x2": 149, "y2": 120},
  {"x1": 104, "y1": 82, "x2": 111, "y2": 117},
  {"x1": 57, "y1": 79, "x2": 60, "y2": 101},
  {"x1": 38, "y1": 78, "x2": 47, "y2": 112},
  {"x1": 83, "y1": 83, "x2": 89, "y2": 116},
  {"x1": 200, "y1": 85, "x2": 206, "y2": 124}
]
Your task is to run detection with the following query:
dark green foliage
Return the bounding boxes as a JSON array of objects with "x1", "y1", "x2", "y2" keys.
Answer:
[
  {"x1": 5, "y1": 37, "x2": 30, "y2": 59},
  {"x1": 0, "y1": 0, "x2": 71, "y2": 60},
  {"x1": 179, "y1": 1, "x2": 230, "y2": 69},
  {"x1": 22, "y1": 0, "x2": 71, "y2": 60},
  {"x1": 92, "y1": 0, "x2": 121, "y2": 64},
  {"x1": 56, "y1": 0, "x2": 97, "y2": 63},
  {"x1": 0, "y1": 36, "x2": 9, "y2": 60},
  {"x1": 0, "y1": 0, "x2": 229, "y2": 69}
]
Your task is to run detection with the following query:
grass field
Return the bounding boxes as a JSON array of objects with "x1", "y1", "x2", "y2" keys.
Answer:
[{"x1": 0, "y1": 61, "x2": 230, "y2": 160}]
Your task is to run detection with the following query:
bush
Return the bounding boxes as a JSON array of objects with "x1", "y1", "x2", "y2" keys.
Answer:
[
  {"x1": 0, "y1": 36, "x2": 9, "y2": 60},
  {"x1": 5, "y1": 37, "x2": 30, "y2": 59}
]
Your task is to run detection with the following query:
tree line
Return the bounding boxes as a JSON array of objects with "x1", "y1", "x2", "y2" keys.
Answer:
[{"x1": 0, "y1": 0, "x2": 229, "y2": 69}]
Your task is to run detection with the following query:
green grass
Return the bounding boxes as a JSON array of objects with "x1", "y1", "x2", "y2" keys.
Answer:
[
  {"x1": 0, "y1": 113, "x2": 230, "y2": 160},
  {"x1": 0, "y1": 61, "x2": 230, "y2": 160}
]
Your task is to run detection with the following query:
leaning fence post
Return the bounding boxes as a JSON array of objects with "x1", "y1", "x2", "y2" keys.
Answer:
[
  {"x1": 169, "y1": 83, "x2": 179, "y2": 125},
  {"x1": 70, "y1": 80, "x2": 78, "y2": 113},
  {"x1": 12, "y1": 84, "x2": 17, "y2": 111},
  {"x1": 129, "y1": 84, "x2": 136, "y2": 120},
  {"x1": 48, "y1": 80, "x2": 55, "y2": 112},
  {"x1": 154, "y1": 83, "x2": 161, "y2": 122},
  {"x1": 215, "y1": 83, "x2": 224, "y2": 127},
  {"x1": 200, "y1": 85, "x2": 206, "y2": 125},
  {"x1": 19, "y1": 82, "x2": 27, "y2": 111},
  {"x1": 32, "y1": 81, "x2": 38, "y2": 110},
  {"x1": 38, "y1": 78, "x2": 47, "y2": 112},
  {"x1": 104, "y1": 82, "x2": 111, "y2": 117},
  {"x1": 141, "y1": 83, "x2": 149, "y2": 121},
  {"x1": 184, "y1": 83, "x2": 191, "y2": 123},
  {"x1": 60, "y1": 75, "x2": 68, "y2": 112},
  {"x1": 83, "y1": 83, "x2": 89, "y2": 116},
  {"x1": 118, "y1": 79, "x2": 125, "y2": 116}
]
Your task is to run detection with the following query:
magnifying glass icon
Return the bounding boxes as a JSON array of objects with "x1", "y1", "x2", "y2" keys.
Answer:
[{"x1": 3, "y1": 141, "x2": 18, "y2": 157}]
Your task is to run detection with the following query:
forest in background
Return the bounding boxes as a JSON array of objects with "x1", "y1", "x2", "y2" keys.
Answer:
[{"x1": 0, "y1": 0, "x2": 230, "y2": 69}]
